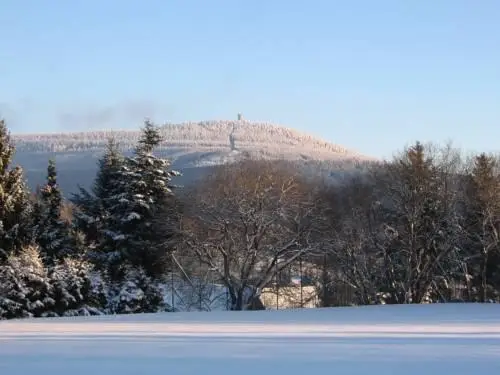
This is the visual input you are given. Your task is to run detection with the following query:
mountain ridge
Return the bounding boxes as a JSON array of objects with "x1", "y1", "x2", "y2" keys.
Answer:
[
  {"x1": 12, "y1": 120, "x2": 372, "y2": 161},
  {"x1": 10, "y1": 120, "x2": 375, "y2": 195}
]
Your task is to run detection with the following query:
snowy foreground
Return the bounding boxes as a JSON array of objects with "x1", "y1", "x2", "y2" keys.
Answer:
[{"x1": 1, "y1": 304, "x2": 499, "y2": 374}]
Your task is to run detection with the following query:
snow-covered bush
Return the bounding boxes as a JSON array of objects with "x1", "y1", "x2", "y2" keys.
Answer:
[
  {"x1": 48, "y1": 257, "x2": 105, "y2": 317},
  {"x1": 0, "y1": 245, "x2": 54, "y2": 319},
  {"x1": 107, "y1": 266, "x2": 168, "y2": 314},
  {"x1": 0, "y1": 245, "x2": 110, "y2": 319}
]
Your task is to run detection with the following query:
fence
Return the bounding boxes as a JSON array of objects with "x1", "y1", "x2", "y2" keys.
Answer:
[
  {"x1": 162, "y1": 252, "x2": 476, "y2": 312},
  {"x1": 162, "y1": 253, "x2": 361, "y2": 312}
]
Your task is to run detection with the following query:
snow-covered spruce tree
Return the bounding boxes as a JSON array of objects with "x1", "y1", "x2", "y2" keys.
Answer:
[
  {"x1": 0, "y1": 119, "x2": 34, "y2": 261},
  {"x1": 30, "y1": 186, "x2": 45, "y2": 238},
  {"x1": 71, "y1": 187, "x2": 99, "y2": 243},
  {"x1": 48, "y1": 257, "x2": 105, "y2": 316},
  {"x1": 0, "y1": 245, "x2": 54, "y2": 319},
  {"x1": 35, "y1": 159, "x2": 73, "y2": 264},
  {"x1": 94, "y1": 137, "x2": 126, "y2": 206},
  {"x1": 107, "y1": 266, "x2": 167, "y2": 314},
  {"x1": 71, "y1": 137, "x2": 126, "y2": 271},
  {"x1": 107, "y1": 120, "x2": 180, "y2": 279}
]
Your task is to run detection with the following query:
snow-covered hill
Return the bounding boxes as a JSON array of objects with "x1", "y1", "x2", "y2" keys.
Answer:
[
  {"x1": 11, "y1": 120, "x2": 375, "y2": 194},
  {"x1": 0, "y1": 304, "x2": 499, "y2": 374}
]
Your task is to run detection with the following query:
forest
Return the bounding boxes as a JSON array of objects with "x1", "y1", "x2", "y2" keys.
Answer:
[{"x1": 1, "y1": 118, "x2": 499, "y2": 319}]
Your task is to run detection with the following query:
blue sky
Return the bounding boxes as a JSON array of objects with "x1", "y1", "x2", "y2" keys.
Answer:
[{"x1": 1, "y1": 0, "x2": 499, "y2": 158}]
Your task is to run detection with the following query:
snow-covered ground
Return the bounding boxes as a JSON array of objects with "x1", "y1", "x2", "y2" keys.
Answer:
[{"x1": 1, "y1": 304, "x2": 499, "y2": 374}]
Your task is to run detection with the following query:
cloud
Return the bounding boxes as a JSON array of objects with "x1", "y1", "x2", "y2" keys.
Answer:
[
  {"x1": 1, "y1": 99, "x2": 174, "y2": 133},
  {"x1": 0, "y1": 102, "x2": 17, "y2": 122},
  {"x1": 0, "y1": 99, "x2": 38, "y2": 132},
  {"x1": 57, "y1": 100, "x2": 163, "y2": 131}
]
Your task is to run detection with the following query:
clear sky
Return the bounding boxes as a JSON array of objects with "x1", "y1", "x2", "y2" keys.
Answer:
[{"x1": 1, "y1": 0, "x2": 499, "y2": 158}]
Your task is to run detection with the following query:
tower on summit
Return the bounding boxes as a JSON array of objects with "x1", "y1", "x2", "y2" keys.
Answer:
[{"x1": 237, "y1": 113, "x2": 243, "y2": 120}]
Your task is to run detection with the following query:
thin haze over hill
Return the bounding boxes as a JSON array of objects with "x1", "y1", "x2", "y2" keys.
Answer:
[
  {"x1": 13, "y1": 119, "x2": 369, "y2": 161},
  {"x1": 11, "y1": 120, "x2": 375, "y2": 194}
]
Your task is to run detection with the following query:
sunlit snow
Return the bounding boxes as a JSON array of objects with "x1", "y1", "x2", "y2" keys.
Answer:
[{"x1": 0, "y1": 303, "x2": 498, "y2": 374}]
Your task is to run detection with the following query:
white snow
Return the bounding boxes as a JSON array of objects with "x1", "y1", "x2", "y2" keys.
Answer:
[
  {"x1": 124, "y1": 212, "x2": 141, "y2": 221},
  {"x1": 0, "y1": 303, "x2": 499, "y2": 374},
  {"x1": 12, "y1": 120, "x2": 374, "y2": 165}
]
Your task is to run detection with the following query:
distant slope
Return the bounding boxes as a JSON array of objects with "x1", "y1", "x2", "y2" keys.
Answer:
[
  {"x1": 13, "y1": 120, "x2": 368, "y2": 160},
  {"x1": 11, "y1": 120, "x2": 375, "y2": 194}
]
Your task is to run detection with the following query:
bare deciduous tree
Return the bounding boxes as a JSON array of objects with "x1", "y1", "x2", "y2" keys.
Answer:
[
  {"x1": 313, "y1": 175, "x2": 379, "y2": 306},
  {"x1": 181, "y1": 160, "x2": 320, "y2": 310}
]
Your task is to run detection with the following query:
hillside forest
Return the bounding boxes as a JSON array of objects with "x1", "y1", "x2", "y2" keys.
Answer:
[{"x1": 0, "y1": 118, "x2": 499, "y2": 319}]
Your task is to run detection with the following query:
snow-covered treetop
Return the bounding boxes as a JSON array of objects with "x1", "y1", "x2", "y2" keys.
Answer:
[{"x1": 11, "y1": 120, "x2": 373, "y2": 161}]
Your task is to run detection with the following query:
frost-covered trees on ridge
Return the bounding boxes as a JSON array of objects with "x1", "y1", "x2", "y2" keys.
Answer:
[
  {"x1": 12, "y1": 120, "x2": 375, "y2": 197},
  {"x1": 11, "y1": 120, "x2": 363, "y2": 161}
]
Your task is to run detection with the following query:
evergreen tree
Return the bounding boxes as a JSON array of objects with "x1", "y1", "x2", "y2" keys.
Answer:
[
  {"x1": 107, "y1": 266, "x2": 167, "y2": 314},
  {"x1": 111, "y1": 120, "x2": 180, "y2": 278},
  {"x1": 30, "y1": 186, "x2": 45, "y2": 240},
  {"x1": 0, "y1": 245, "x2": 54, "y2": 319},
  {"x1": 93, "y1": 137, "x2": 125, "y2": 204},
  {"x1": 463, "y1": 153, "x2": 500, "y2": 302},
  {"x1": 72, "y1": 123, "x2": 180, "y2": 281},
  {"x1": 379, "y1": 142, "x2": 455, "y2": 303},
  {"x1": 0, "y1": 120, "x2": 33, "y2": 261},
  {"x1": 36, "y1": 159, "x2": 72, "y2": 264},
  {"x1": 71, "y1": 138, "x2": 125, "y2": 269},
  {"x1": 71, "y1": 186, "x2": 101, "y2": 244},
  {"x1": 49, "y1": 257, "x2": 104, "y2": 316}
]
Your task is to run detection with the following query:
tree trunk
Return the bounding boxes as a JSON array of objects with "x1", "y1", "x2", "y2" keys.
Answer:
[
  {"x1": 229, "y1": 289, "x2": 244, "y2": 311},
  {"x1": 480, "y1": 251, "x2": 489, "y2": 303}
]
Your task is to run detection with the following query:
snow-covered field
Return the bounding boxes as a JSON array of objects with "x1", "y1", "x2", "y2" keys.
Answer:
[{"x1": 1, "y1": 304, "x2": 499, "y2": 374}]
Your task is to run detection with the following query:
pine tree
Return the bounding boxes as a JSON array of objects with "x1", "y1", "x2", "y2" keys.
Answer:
[
  {"x1": 71, "y1": 186, "x2": 100, "y2": 244},
  {"x1": 93, "y1": 137, "x2": 125, "y2": 204},
  {"x1": 463, "y1": 153, "x2": 500, "y2": 302},
  {"x1": 0, "y1": 120, "x2": 34, "y2": 261},
  {"x1": 72, "y1": 123, "x2": 180, "y2": 281},
  {"x1": 111, "y1": 120, "x2": 180, "y2": 278},
  {"x1": 36, "y1": 159, "x2": 72, "y2": 264},
  {"x1": 0, "y1": 245, "x2": 54, "y2": 319},
  {"x1": 107, "y1": 266, "x2": 166, "y2": 314},
  {"x1": 49, "y1": 257, "x2": 104, "y2": 316},
  {"x1": 379, "y1": 142, "x2": 455, "y2": 303},
  {"x1": 71, "y1": 138, "x2": 126, "y2": 269}
]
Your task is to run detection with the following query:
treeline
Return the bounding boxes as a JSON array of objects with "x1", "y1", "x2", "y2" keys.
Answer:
[
  {"x1": 1, "y1": 118, "x2": 499, "y2": 320},
  {"x1": 176, "y1": 142, "x2": 500, "y2": 308},
  {"x1": 319, "y1": 143, "x2": 500, "y2": 305}
]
